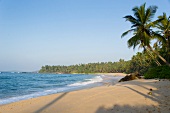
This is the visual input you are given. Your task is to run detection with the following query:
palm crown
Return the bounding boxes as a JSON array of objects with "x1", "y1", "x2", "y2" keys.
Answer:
[
  {"x1": 121, "y1": 3, "x2": 170, "y2": 66},
  {"x1": 121, "y1": 3, "x2": 160, "y2": 49},
  {"x1": 155, "y1": 13, "x2": 170, "y2": 62}
]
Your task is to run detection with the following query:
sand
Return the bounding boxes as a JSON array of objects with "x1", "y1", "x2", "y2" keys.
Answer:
[
  {"x1": 0, "y1": 79, "x2": 170, "y2": 113},
  {"x1": 94, "y1": 73, "x2": 127, "y2": 76}
]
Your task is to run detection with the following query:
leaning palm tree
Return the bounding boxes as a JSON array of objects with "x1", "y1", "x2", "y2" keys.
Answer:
[
  {"x1": 154, "y1": 13, "x2": 170, "y2": 62},
  {"x1": 121, "y1": 3, "x2": 170, "y2": 66}
]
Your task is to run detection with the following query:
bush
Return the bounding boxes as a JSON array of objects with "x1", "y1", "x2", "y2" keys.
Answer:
[{"x1": 144, "y1": 65, "x2": 170, "y2": 79}]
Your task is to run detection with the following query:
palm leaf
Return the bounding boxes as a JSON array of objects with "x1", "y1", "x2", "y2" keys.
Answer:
[
  {"x1": 148, "y1": 5, "x2": 157, "y2": 19},
  {"x1": 127, "y1": 35, "x2": 140, "y2": 49},
  {"x1": 132, "y1": 6, "x2": 142, "y2": 23},
  {"x1": 147, "y1": 18, "x2": 164, "y2": 28},
  {"x1": 123, "y1": 15, "x2": 139, "y2": 25},
  {"x1": 121, "y1": 29, "x2": 136, "y2": 38}
]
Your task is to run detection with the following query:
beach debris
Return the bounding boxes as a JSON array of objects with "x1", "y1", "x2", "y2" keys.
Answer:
[
  {"x1": 148, "y1": 88, "x2": 153, "y2": 95},
  {"x1": 148, "y1": 92, "x2": 152, "y2": 95},
  {"x1": 119, "y1": 72, "x2": 142, "y2": 82}
]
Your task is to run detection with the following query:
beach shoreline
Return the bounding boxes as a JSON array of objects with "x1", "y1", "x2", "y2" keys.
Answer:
[
  {"x1": 0, "y1": 78, "x2": 169, "y2": 113},
  {"x1": 93, "y1": 72, "x2": 127, "y2": 76},
  {"x1": 0, "y1": 73, "x2": 123, "y2": 106},
  {"x1": 71, "y1": 72, "x2": 127, "y2": 76}
]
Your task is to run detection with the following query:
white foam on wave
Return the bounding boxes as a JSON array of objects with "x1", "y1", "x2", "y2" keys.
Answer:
[
  {"x1": 0, "y1": 87, "x2": 70, "y2": 105},
  {"x1": 0, "y1": 76, "x2": 104, "y2": 105},
  {"x1": 67, "y1": 76, "x2": 103, "y2": 87}
]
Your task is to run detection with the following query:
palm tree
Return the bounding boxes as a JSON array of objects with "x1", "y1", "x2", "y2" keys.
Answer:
[
  {"x1": 154, "y1": 13, "x2": 170, "y2": 62},
  {"x1": 121, "y1": 3, "x2": 170, "y2": 66}
]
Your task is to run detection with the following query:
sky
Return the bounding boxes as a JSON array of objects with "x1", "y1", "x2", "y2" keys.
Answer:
[{"x1": 0, "y1": 0, "x2": 170, "y2": 72}]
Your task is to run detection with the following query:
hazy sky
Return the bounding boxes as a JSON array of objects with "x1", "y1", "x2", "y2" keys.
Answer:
[{"x1": 0, "y1": 0, "x2": 170, "y2": 71}]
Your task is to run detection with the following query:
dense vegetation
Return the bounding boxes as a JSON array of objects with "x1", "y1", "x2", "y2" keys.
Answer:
[
  {"x1": 40, "y1": 3, "x2": 170, "y2": 79},
  {"x1": 144, "y1": 66, "x2": 170, "y2": 79},
  {"x1": 39, "y1": 52, "x2": 155, "y2": 74},
  {"x1": 39, "y1": 60, "x2": 130, "y2": 74},
  {"x1": 122, "y1": 3, "x2": 170, "y2": 79}
]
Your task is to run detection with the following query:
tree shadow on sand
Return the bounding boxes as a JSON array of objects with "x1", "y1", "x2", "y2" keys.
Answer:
[
  {"x1": 95, "y1": 104, "x2": 161, "y2": 113},
  {"x1": 96, "y1": 79, "x2": 170, "y2": 113},
  {"x1": 34, "y1": 92, "x2": 68, "y2": 113}
]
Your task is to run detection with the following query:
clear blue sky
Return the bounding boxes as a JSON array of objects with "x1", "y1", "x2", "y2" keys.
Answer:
[{"x1": 0, "y1": 0, "x2": 170, "y2": 71}]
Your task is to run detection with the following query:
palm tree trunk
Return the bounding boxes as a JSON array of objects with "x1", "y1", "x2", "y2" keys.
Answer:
[
  {"x1": 146, "y1": 48, "x2": 161, "y2": 66},
  {"x1": 148, "y1": 45, "x2": 170, "y2": 67},
  {"x1": 143, "y1": 46, "x2": 162, "y2": 66},
  {"x1": 167, "y1": 36, "x2": 170, "y2": 62}
]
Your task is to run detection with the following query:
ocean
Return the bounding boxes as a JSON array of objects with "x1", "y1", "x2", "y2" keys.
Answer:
[{"x1": 0, "y1": 72, "x2": 122, "y2": 105}]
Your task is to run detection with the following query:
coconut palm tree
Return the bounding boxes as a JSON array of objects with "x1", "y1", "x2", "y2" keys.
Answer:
[
  {"x1": 121, "y1": 3, "x2": 170, "y2": 66},
  {"x1": 154, "y1": 13, "x2": 170, "y2": 62}
]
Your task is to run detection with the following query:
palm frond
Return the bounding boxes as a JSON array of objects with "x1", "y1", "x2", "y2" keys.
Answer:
[
  {"x1": 143, "y1": 5, "x2": 157, "y2": 25},
  {"x1": 131, "y1": 23, "x2": 142, "y2": 28},
  {"x1": 123, "y1": 15, "x2": 139, "y2": 25},
  {"x1": 156, "y1": 13, "x2": 170, "y2": 37},
  {"x1": 145, "y1": 7, "x2": 152, "y2": 23},
  {"x1": 140, "y1": 3, "x2": 146, "y2": 24},
  {"x1": 152, "y1": 31, "x2": 166, "y2": 43},
  {"x1": 121, "y1": 29, "x2": 136, "y2": 38},
  {"x1": 148, "y1": 5, "x2": 157, "y2": 19},
  {"x1": 165, "y1": 16, "x2": 170, "y2": 33},
  {"x1": 127, "y1": 35, "x2": 140, "y2": 49},
  {"x1": 132, "y1": 6, "x2": 143, "y2": 23},
  {"x1": 147, "y1": 18, "x2": 164, "y2": 28}
]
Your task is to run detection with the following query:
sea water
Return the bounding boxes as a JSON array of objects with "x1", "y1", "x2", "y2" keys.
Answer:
[{"x1": 0, "y1": 72, "x2": 122, "y2": 105}]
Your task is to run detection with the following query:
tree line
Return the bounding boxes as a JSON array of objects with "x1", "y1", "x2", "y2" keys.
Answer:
[
  {"x1": 39, "y1": 51, "x2": 155, "y2": 74},
  {"x1": 39, "y1": 59, "x2": 130, "y2": 74},
  {"x1": 39, "y1": 3, "x2": 170, "y2": 76}
]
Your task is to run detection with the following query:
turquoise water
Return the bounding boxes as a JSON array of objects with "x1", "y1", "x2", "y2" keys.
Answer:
[{"x1": 0, "y1": 72, "x2": 121, "y2": 105}]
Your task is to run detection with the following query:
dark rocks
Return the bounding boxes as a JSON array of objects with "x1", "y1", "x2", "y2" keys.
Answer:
[{"x1": 119, "y1": 73, "x2": 142, "y2": 82}]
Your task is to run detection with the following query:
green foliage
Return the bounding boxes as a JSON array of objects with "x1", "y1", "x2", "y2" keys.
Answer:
[
  {"x1": 154, "y1": 13, "x2": 170, "y2": 63},
  {"x1": 122, "y1": 3, "x2": 170, "y2": 67},
  {"x1": 121, "y1": 3, "x2": 159, "y2": 49},
  {"x1": 39, "y1": 59, "x2": 131, "y2": 74},
  {"x1": 39, "y1": 52, "x2": 157, "y2": 75},
  {"x1": 144, "y1": 66, "x2": 170, "y2": 79},
  {"x1": 127, "y1": 52, "x2": 155, "y2": 74}
]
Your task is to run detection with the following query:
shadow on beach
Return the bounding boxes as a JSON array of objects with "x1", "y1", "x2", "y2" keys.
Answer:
[
  {"x1": 34, "y1": 92, "x2": 68, "y2": 113},
  {"x1": 95, "y1": 104, "x2": 161, "y2": 113},
  {"x1": 96, "y1": 79, "x2": 170, "y2": 113}
]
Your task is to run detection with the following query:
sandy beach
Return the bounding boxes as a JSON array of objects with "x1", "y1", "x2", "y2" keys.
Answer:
[
  {"x1": 94, "y1": 73, "x2": 127, "y2": 76},
  {"x1": 0, "y1": 78, "x2": 170, "y2": 113}
]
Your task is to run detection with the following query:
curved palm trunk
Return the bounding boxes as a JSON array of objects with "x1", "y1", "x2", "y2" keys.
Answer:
[
  {"x1": 148, "y1": 45, "x2": 170, "y2": 67},
  {"x1": 147, "y1": 50, "x2": 161, "y2": 66},
  {"x1": 167, "y1": 36, "x2": 170, "y2": 62},
  {"x1": 143, "y1": 46, "x2": 161, "y2": 66}
]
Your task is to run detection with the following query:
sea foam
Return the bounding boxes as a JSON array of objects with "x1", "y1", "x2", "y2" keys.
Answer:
[
  {"x1": 0, "y1": 75, "x2": 103, "y2": 105},
  {"x1": 67, "y1": 76, "x2": 103, "y2": 86}
]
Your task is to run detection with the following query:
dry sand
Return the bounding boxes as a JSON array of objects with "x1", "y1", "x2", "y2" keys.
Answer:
[{"x1": 0, "y1": 79, "x2": 170, "y2": 113}]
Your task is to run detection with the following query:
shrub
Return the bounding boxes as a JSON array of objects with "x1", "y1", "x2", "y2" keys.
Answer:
[{"x1": 144, "y1": 65, "x2": 170, "y2": 79}]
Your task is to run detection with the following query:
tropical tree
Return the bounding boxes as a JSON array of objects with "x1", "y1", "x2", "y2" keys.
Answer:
[
  {"x1": 154, "y1": 13, "x2": 170, "y2": 62},
  {"x1": 128, "y1": 52, "x2": 154, "y2": 74},
  {"x1": 121, "y1": 3, "x2": 170, "y2": 66}
]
